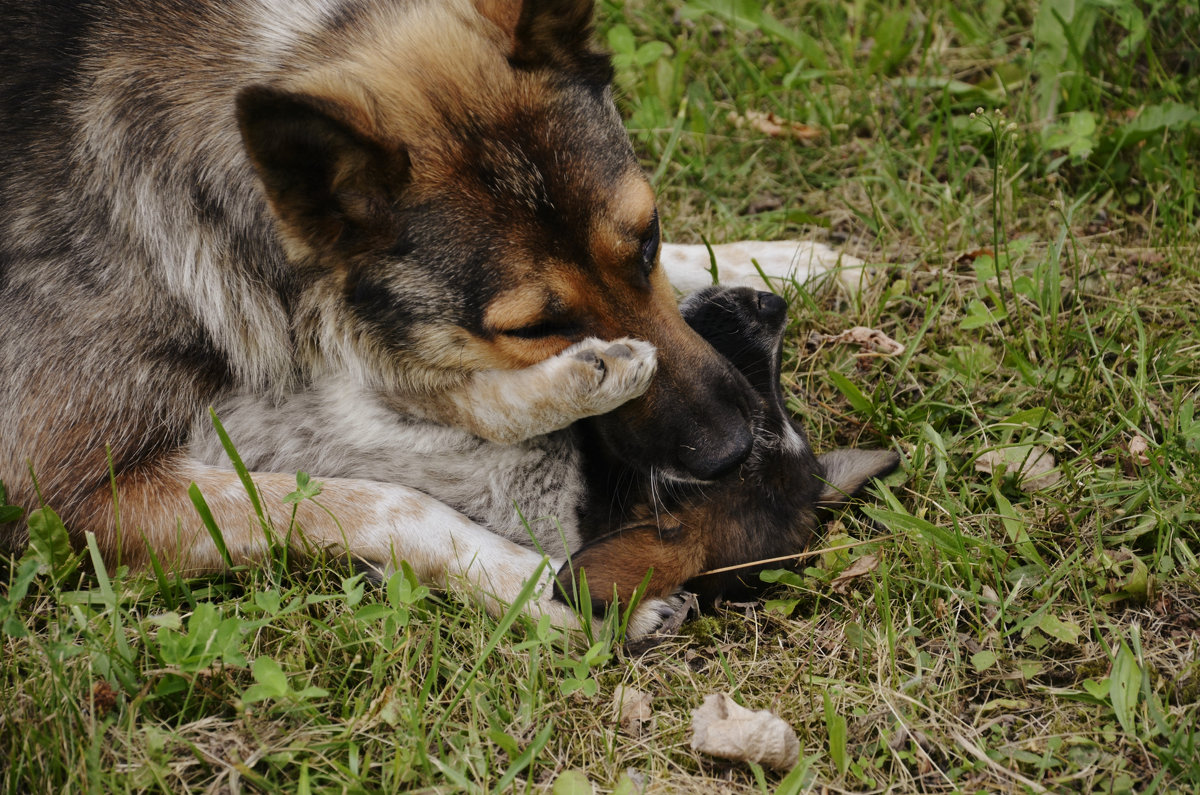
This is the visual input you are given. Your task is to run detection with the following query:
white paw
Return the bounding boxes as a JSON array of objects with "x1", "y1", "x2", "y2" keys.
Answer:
[
  {"x1": 624, "y1": 594, "x2": 689, "y2": 640},
  {"x1": 555, "y1": 337, "x2": 657, "y2": 416}
]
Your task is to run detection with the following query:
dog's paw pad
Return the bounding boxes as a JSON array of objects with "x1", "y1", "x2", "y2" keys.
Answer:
[
  {"x1": 572, "y1": 347, "x2": 604, "y2": 370},
  {"x1": 624, "y1": 592, "x2": 699, "y2": 648},
  {"x1": 594, "y1": 337, "x2": 656, "y2": 392},
  {"x1": 603, "y1": 342, "x2": 634, "y2": 360},
  {"x1": 557, "y1": 338, "x2": 657, "y2": 413}
]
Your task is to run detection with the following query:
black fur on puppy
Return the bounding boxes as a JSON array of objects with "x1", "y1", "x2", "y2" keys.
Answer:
[{"x1": 559, "y1": 286, "x2": 900, "y2": 609}]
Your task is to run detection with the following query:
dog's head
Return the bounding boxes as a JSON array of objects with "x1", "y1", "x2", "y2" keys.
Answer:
[
  {"x1": 676, "y1": 287, "x2": 900, "y2": 601},
  {"x1": 560, "y1": 286, "x2": 900, "y2": 608},
  {"x1": 235, "y1": 0, "x2": 753, "y2": 481}
]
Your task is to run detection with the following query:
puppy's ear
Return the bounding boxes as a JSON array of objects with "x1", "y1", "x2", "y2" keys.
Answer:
[
  {"x1": 476, "y1": 0, "x2": 610, "y2": 82},
  {"x1": 236, "y1": 85, "x2": 409, "y2": 257},
  {"x1": 816, "y1": 449, "x2": 900, "y2": 506}
]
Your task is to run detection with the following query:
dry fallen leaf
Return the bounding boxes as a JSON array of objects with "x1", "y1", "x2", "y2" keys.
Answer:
[
  {"x1": 89, "y1": 680, "x2": 118, "y2": 718},
  {"x1": 690, "y1": 693, "x2": 799, "y2": 771},
  {"x1": 830, "y1": 553, "x2": 880, "y2": 593},
  {"x1": 974, "y1": 446, "x2": 1060, "y2": 492},
  {"x1": 727, "y1": 110, "x2": 822, "y2": 142},
  {"x1": 933, "y1": 597, "x2": 949, "y2": 620},
  {"x1": 816, "y1": 326, "x2": 906, "y2": 356},
  {"x1": 954, "y1": 247, "x2": 995, "y2": 265},
  {"x1": 612, "y1": 686, "x2": 653, "y2": 737},
  {"x1": 1127, "y1": 249, "x2": 1166, "y2": 267},
  {"x1": 1127, "y1": 434, "x2": 1152, "y2": 466},
  {"x1": 980, "y1": 585, "x2": 1000, "y2": 623}
]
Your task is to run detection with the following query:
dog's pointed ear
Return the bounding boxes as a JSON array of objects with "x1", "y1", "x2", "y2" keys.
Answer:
[
  {"x1": 475, "y1": 0, "x2": 610, "y2": 81},
  {"x1": 816, "y1": 449, "x2": 900, "y2": 506},
  {"x1": 236, "y1": 85, "x2": 409, "y2": 257}
]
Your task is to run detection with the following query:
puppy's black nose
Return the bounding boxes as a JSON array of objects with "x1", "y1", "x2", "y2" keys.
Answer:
[
  {"x1": 756, "y1": 291, "x2": 787, "y2": 325},
  {"x1": 679, "y1": 422, "x2": 754, "y2": 481}
]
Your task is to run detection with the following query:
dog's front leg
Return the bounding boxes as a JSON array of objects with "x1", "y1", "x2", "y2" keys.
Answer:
[
  {"x1": 423, "y1": 337, "x2": 657, "y2": 443},
  {"x1": 91, "y1": 456, "x2": 581, "y2": 626}
]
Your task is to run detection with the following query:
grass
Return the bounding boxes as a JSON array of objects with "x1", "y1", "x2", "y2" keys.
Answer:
[{"x1": 3, "y1": 0, "x2": 1199, "y2": 792}]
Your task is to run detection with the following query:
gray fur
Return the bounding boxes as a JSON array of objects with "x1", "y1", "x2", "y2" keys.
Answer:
[
  {"x1": 193, "y1": 380, "x2": 587, "y2": 556},
  {"x1": 0, "y1": 0, "x2": 694, "y2": 635}
]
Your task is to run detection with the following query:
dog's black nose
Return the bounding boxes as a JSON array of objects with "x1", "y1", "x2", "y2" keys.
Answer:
[
  {"x1": 756, "y1": 291, "x2": 787, "y2": 325},
  {"x1": 679, "y1": 422, "x2": 754, "y2": 480}
]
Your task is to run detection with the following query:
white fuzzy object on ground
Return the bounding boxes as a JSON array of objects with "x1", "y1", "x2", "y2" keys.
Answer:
[{"x1": 690, "y1": 693, "x2": 800, "y2": 771}]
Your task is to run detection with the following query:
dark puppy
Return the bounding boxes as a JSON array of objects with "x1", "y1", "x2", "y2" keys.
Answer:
[{"x1": 560, "y1": 286, "x2": 900, "y2": 608}]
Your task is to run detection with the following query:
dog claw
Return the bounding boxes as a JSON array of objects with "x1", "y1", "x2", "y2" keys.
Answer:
[
  {"x1": 572, "y1": 347, "x2": 603, "y2": 370},
  {"x1": 624, "y1": 591, "x2": 699, "y2": 649}
]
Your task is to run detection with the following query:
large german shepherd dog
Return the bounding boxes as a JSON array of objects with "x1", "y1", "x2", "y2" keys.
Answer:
[
  {"x1": 0, "y1": 0, "x2": 772, "y2": 631},
  {"x1": 1, "y1": 0, "x2": 880, "y2": 633}
]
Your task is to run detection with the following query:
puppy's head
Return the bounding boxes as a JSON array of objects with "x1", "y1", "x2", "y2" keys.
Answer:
[
  {"x1": 235, "y1": 0, "x2": 753, "y2": 480},
  {"x1": 560, "y1": 286, "x2": 900, "y2": 609},
  {"x1": 679, "y1": 287, "x2": 900, "y2": 601}
]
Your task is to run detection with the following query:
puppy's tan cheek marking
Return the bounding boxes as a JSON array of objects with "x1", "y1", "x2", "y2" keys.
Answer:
[{"x1": 570, "y1": 524, "x2": 708, "y2": 603}]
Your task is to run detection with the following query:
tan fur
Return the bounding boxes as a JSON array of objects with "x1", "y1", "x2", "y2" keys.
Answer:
[
  {"x1": 565, "y1": 523, "x2": 707, "y2": 603},
  {"x1": 483, "y1": 285, "x2": 557, "y2": 337},
  {"x1": 1, "y1": 0, "x2": 753, "y2": 638},
  {"x1": 86, "y1": 455, "x2": 582, "y2": 625},
  {"x1": 415, "y1": 338, "x2": 657, "y2": 443}
]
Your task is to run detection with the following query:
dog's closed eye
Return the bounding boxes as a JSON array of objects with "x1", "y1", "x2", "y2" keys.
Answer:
[
  {"x1": 640, "y1": 209, "x2": 660, "y2": 275},
  {"x1": 502, "y1": 319, "x2": 579, "y2": 340}
]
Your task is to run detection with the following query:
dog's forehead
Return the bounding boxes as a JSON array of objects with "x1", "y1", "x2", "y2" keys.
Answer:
[
  {"x1": 454, "y1": 86, "x2": 642, "y2": 221},
  {"x1": 409, "y1": 90, "x2": 653, "y2": 287}
]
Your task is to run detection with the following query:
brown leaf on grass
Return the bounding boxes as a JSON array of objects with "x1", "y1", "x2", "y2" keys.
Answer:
[
  {"x1": 1127, "y1": 434, "x2": 1152, "y2": 466},
  {"x1": 980, "y1": 585, "x2": 1000, "y2": 623},
  {"x1": 975, "y1": 446, "x2": 1060, "y2": 492},
  {"x1": 933, "y1": 598, "x2": 949, "y2": 619},
  {"x1": 954, "y1": 247, "x2": 994, "y2": 265},
  {"x1": 744, "y1": 193, "x2": 783, "y2": 215},
  {"x1": 612, "y1": 686, "x2": 654, "y2": 737},
  {"x1": 690, "y1": 693, "x2": 799, "y2": 771},
  {"x1": 816, "y1": 326, "x2": 906, "y2": 356},
  {"x1": 830, "y1": 553, "x2": 880, "y2": 594},
  {"x1": 727, "y1": 110, "x2": 822, "y2": 142},
  {"x1": 1127, "y1": 249, "x2": 1166, "y2": 267},
  {"x1": 90, "y1": 680, "x2": 118, "y2": 718}
]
